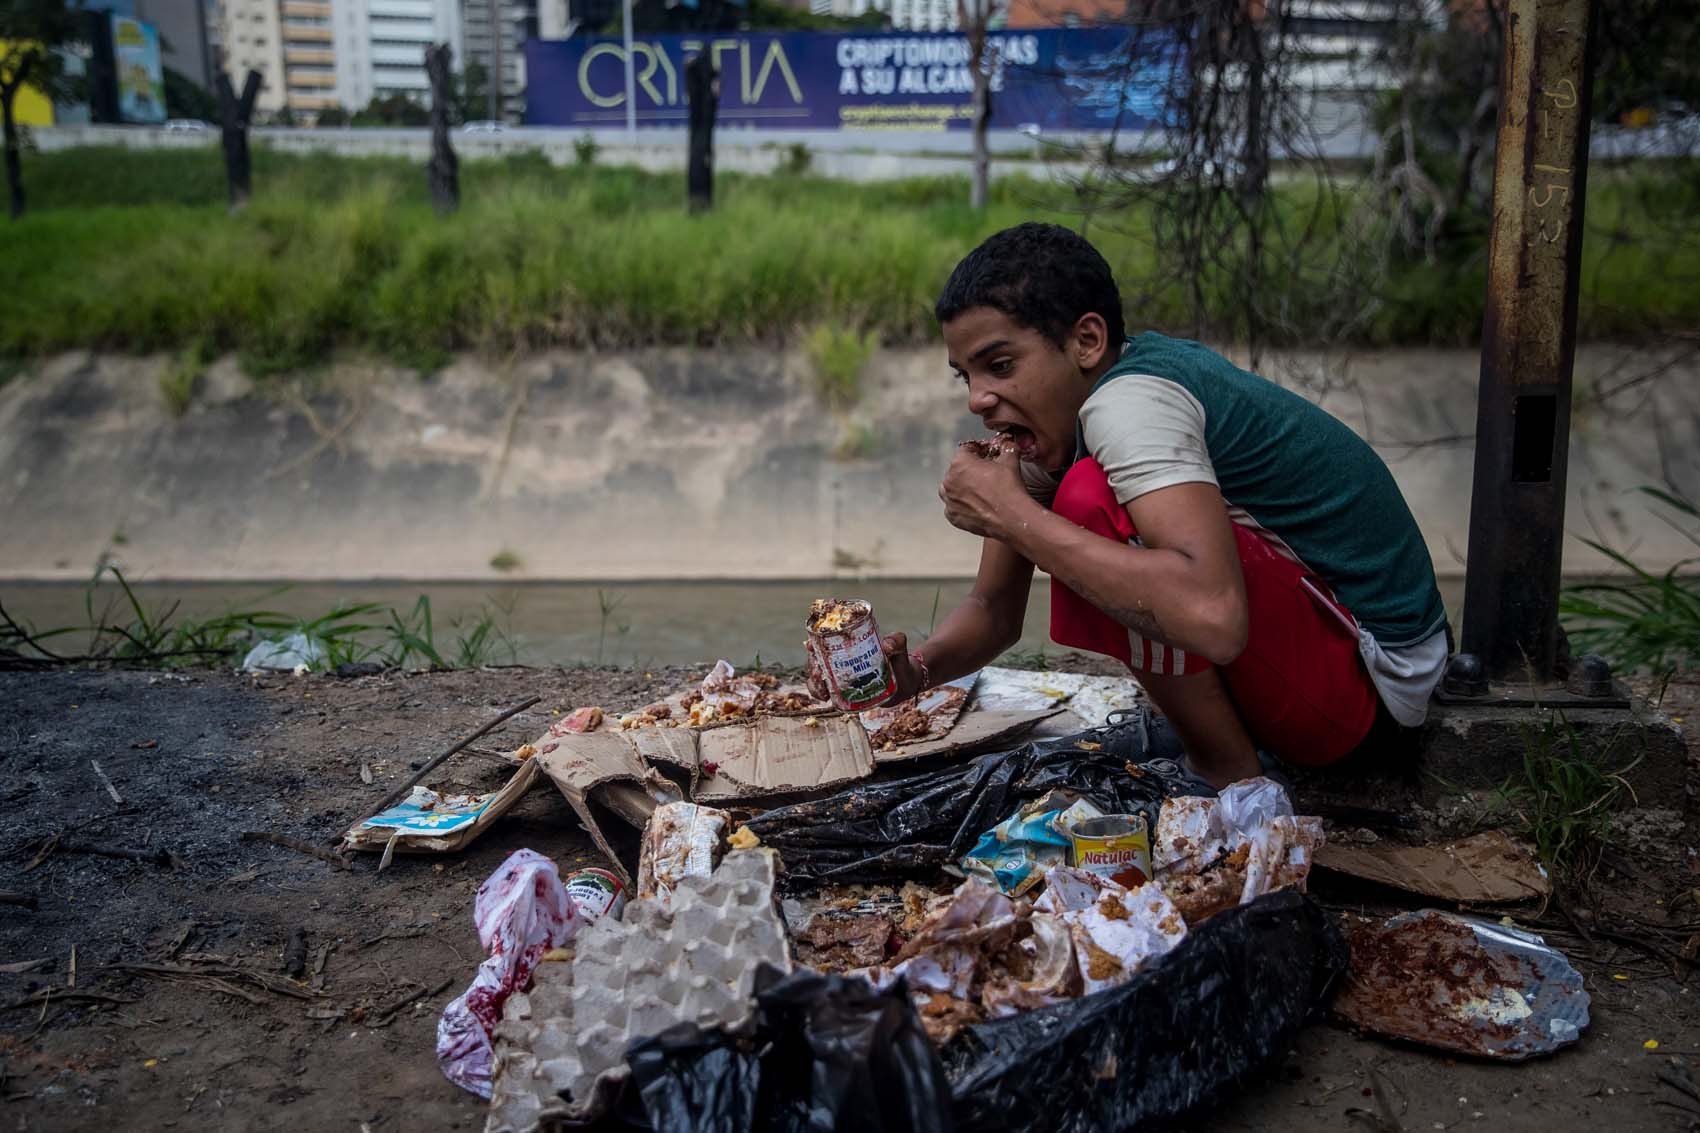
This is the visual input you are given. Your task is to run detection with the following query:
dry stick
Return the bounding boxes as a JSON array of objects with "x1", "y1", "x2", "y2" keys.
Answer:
[
  {"x1": 89, "y1": 760, "x2": 123, "y2": 805},
  {"x1": 370, "y1": 976, "x2": 453, "y2": 1026},
  {"x1": 0, "y1": 891, "x2": 39, "y2": 910},
  {"x1": 240, "y1": 831, "x2": 351, "y2": 870},
  {"x1": 53, "y1": 840, "x2": 181, "y2": 870},
  {"x1": 1, "y1": 990, "x2": 135, "y2": 1012},
  {"x1": 364, "y1": 695, "x2": 542, "y2": 819}
]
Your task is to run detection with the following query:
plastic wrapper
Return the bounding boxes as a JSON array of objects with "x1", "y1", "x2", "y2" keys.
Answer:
[
  {"x1": 437, "y1": 849, "x2": 582, "y2": 1098},
  {"x1": 626, "y1": 966, "x2": 955, "y2": 1133},
  {"x1": 944, "y1": 888, "x2": 1347, "y2": 1131},
  {"x1": 1151, "y1": 777, "x2": 1324, "y2": 923},
  {"x1": 744, "y1": 727, "x2": 1209, "y2": 888},
  {"x1": 636, "y1": 801, "x2": 730, "y2": 911},
  {"x1": 958, "y1": 789, "x2": 1104, "y2": 897}
]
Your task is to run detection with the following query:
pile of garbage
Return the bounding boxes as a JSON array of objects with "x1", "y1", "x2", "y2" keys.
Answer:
[
  {"x1": 431, "y1": 724, "x2": 1342, "y2": 1131},
  {"x1": 836, "y1": 777, "x2": 1322, "y2": 1044}
]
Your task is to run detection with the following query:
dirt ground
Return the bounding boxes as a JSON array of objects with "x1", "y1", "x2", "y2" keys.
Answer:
[{"x1": 2, "y1": 666, "x2": 1697, "y2": 1133}]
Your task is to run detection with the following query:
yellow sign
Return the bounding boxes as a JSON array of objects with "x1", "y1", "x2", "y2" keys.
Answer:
[{"x1": 0, "y1": 41, "x2": 55, "y2": 126}]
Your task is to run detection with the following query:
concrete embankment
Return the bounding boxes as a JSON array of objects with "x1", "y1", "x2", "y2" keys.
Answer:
[{"x1": 0, "y1": 345, "x2": 1695, "y2": 582}]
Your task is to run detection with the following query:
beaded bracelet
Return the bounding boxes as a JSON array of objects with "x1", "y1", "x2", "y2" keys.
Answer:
[{"x1": 910, "y1": 650, "x2": 931, "y2": 694}]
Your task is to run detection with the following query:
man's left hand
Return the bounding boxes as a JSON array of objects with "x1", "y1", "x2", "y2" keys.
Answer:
[{"x1": 939, "y1": 440, "x2": 1031, "y2": 541}]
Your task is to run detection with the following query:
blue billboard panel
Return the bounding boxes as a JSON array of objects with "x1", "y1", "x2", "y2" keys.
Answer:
[
  {"x1": 524, "y1": 28, "x2": 1182, "y2": 131},
  {"x1": 111, "y1": 14, "x2": 166, "y2": 125}
]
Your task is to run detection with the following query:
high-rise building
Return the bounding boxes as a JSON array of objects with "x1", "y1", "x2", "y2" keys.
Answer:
[
  {"x1": 213, "y1": 0, "x2": 462, "y2": 118},
  {"x1": 460, "y1": 0, "x2": 533, "y2": 121},
  {"x1": 342, "y1": 0, "x2": 462, "y2": 105},
  {"x1": 215, "y1": 0, "x2": 288, "y2": 110},
  {"x1": 278, "y1": 0, "x2": 338, "y2": 112}
]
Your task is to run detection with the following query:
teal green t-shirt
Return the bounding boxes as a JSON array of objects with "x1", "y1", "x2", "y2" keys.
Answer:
[{"x1": 1081, "y1": 333, "x2": 1447, "y2": 647}]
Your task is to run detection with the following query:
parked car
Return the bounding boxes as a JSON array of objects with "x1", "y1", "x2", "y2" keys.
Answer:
[
  {"x1": 460, "y1": 120, "x2": 507, "y2": 134},
  {"x1": 164, "y1": 118, "x2": 212, "y2": 132}
]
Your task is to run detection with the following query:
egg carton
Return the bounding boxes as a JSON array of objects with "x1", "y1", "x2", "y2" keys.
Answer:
[{"x1": 486, "y1": 848, "x2": 791, "y2": 1131}]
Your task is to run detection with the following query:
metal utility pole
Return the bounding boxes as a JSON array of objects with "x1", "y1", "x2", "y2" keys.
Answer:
[
  {"x1": 488, "y1": 0, "x2": 503, "y2": 121},
  {"x1": 621, "y1": 0, "x2": 635, "y2": 137},
  {"x1": 1457, "y1": 0, "x2": 1598, "y2": 683}
]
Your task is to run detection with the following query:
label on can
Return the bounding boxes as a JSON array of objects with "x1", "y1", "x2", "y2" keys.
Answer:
[
  {"x1": 1068, "y1": 815, "x2": 1153, "y2": 888},
  {"x1": 564, "y1": 866, "x2": 627, "y2": 922},
  {"x1": 806, "y1": 598, "x2": 896, "y2": 712}
]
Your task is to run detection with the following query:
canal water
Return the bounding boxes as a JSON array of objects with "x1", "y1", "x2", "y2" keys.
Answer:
[{"x1": 4, "y1": 576, "x2": 1478, "y2": 669}]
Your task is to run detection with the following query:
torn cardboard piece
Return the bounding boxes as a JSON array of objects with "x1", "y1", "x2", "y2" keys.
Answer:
[
  {"x1": 533, "y1": 733, "x2": 649, "y2": 887},
  {"x1": 343, "y1": 759, "x2": 540, "y2": 856},
  {"x1": 874, "y1": 708, "x2": 1064, "y2": 763},
  {"x1": 695, "y1": 714, "x2": 875, "y2": 802},
  {"x1": 1314, "y1": 830, "x2": 1550, "y2": 904}
]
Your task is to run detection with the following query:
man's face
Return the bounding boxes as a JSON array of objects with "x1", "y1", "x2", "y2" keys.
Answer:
[{"x1": 943, "y1": 306, "x2": 1093, "y2": 473}]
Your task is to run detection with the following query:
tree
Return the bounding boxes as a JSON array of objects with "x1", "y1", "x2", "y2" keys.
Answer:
[
  {"x1": 215, "y1": 69, "x2": 261, "y2": 209},
  {"x1": 353, "y1": 92, "x2": 429, "y2": 126},
  {"x1": 0, "y1": 0, "x2": 77, "y2": 220},
  {"x1": 453, "y1": 60, "x2": 487, "y2": 125},
  {"x1": 164, "y1": 65, "x2": 218, "y2": 121},
  {"x1": 315, "y1": 104, "x2": 349, "y2": 127},
  {"x1": 425, "y1": 43, "x2": 458, "y2": 213},
  {"x1": 956, "y1": 0, "x2": 991, "y2": 210}
]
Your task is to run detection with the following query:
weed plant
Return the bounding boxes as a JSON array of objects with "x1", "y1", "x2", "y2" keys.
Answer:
[{"x1": 1561, "y1": 487, "x2": 1700, "y2": 675}]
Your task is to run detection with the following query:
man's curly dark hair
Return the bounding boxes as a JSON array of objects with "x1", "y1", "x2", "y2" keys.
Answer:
[{"x1": 933, "y1": 222, "x2": 1125, "y2": 348}]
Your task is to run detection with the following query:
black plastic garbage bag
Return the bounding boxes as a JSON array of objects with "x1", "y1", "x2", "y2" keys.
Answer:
[
  {"x1": 745, "y1": 714, "x2": 1209, "y2": 887},
  {"x1": 945, "y1": 888, "x2": 1347, "y2": 1132},
  {"x1": 627, "y1": 967, "x2": 954, "y2": 1133}
]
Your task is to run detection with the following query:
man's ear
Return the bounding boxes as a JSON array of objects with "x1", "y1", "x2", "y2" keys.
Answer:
[{"x1": 1069, "y1": 312, "x2": 1111, "y2": 373}]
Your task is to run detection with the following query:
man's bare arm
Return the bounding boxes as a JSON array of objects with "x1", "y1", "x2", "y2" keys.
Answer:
[{"x1": 999, "y1": 481, "x2": 1248, "y2": 665}]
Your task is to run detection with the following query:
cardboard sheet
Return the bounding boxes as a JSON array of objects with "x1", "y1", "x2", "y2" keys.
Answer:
[
  {"x1": 533, "y1": 732, "x2": 650, "y2": 886},
  {"x1": 1314, "y1": 831, "x2": 1550, "y2": 904},
  {"x1": 874, "y1": 708, "x2": 1064, "y2": 763},
  {"x1": 694, "y1": 714, "x2": 875, "y2": 801}
]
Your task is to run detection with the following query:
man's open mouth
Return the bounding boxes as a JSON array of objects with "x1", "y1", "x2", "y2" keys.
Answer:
[{"x1": 997, "y1": 424, "x2": 1039, "y2": 460}]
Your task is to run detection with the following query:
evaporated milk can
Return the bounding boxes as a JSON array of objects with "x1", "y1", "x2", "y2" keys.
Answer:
[
  {"x1": 564, "y1": 866, "x2": 628, "y2": 921},
  {"x1": 806, "y1": 598, "x2": 897, "y2": 712}
]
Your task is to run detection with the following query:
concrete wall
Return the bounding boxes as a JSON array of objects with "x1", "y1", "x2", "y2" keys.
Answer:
[
  {"x1": 1, "y1": 346, "x2": 1695, "y2": 582},
  {"x1": 30, "y1": 122, "x2": 1090, "y2": 182}
]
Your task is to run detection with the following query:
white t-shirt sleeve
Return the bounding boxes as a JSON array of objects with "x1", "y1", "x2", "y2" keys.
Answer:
[{"x1": 1079, "y1": 376, "x2": 1218, "y2": 504}]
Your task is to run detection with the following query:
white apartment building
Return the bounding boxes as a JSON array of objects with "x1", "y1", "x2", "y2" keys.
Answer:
[
  {"x1": 214, "y1": 0, "x2": 461, "y2": 117},
  {"x1": 339, "y1": 0, "x2": 463, "y2": 105},
  {"x1": 215, "y1": 0, "x2": 289, "y2": 112}
]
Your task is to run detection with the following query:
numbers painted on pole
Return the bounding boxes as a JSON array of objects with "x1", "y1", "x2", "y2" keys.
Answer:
[{"x1": 1526, "y1": 73, "x2": 1578, "y2": 253}]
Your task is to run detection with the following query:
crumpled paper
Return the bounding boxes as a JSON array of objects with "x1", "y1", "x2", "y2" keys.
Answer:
[
  {"x1": 960, "y1": 789, "x2": 1105, "y2": 897},
  {"x1": 437, "y1": 850, "x2": 583, "y2": 1098}
]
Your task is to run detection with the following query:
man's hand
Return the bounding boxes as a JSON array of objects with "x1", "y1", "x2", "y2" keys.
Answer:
[
  {"x1": 880, "y1": 631, "x2": 922, "y2": 705},
  {"x1": 807, "y1": 631, "x2": 922, "y2": 706},
  {"x1": 939, "y1": 440, "x2": 1032, "y2": 541}
]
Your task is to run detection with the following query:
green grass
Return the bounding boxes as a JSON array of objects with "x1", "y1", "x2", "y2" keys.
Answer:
[
  {"x1": 1561, "y1": 487, "x2": 1700, "y2": 675},
  {"x1": 0, "y1": 565, "x2": 517, "y2": 670},
  {"x1": 804, "y1": 321, "x2": 878, "y2": 410},
  {"x1": 1, "y1": 148, "x2": 1697, "y2": 373},
  {"x1": 1497, "y1": 711, "x2": 1642, "y2": 881}
]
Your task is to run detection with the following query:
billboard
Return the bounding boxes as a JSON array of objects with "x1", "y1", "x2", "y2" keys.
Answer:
[
  {"x1": 110, "y1": 14, "x2": 166, "y2": 124},
  {"x1": 524, "y1": 27, "x2": 1182, "y2": 131}
]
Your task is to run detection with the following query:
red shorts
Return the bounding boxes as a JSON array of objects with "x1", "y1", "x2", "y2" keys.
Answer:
[{"x1": 1048, "y1": 459, "x2": 1380, "y2": 767}]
